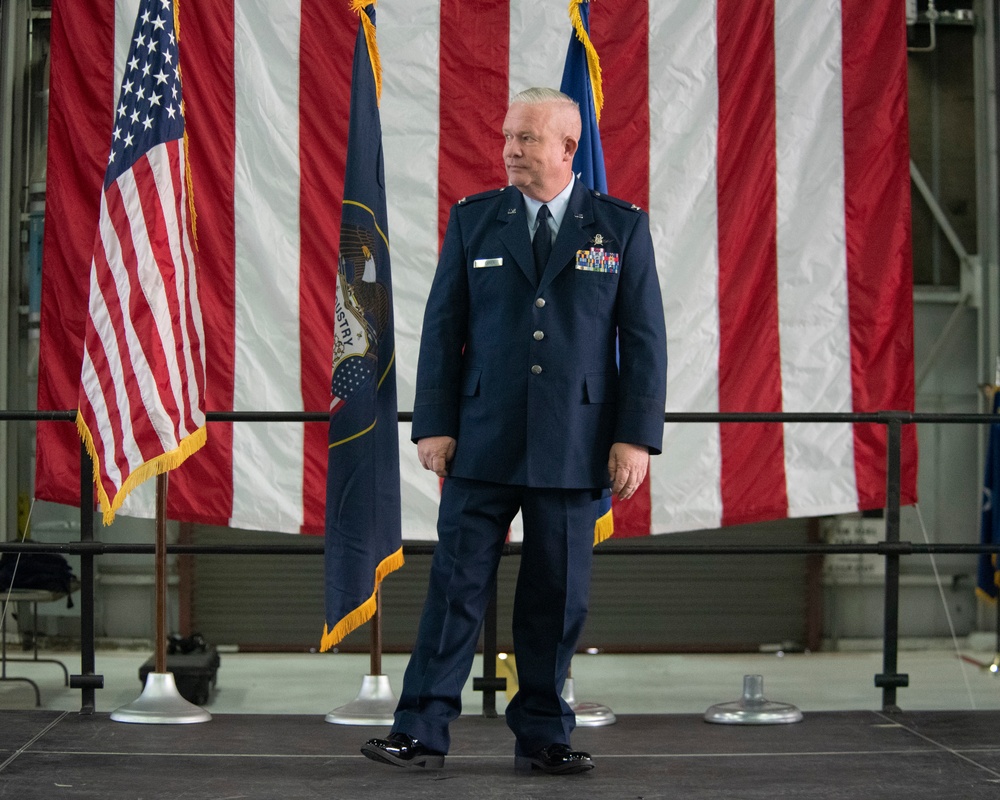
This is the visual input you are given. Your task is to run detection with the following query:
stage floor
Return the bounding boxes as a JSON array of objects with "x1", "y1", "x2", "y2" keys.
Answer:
[{"x1": 1, "y1": 710, "x2": 998, "y2": 799}]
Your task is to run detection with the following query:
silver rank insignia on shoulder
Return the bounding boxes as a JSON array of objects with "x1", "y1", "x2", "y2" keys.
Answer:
[
  {"x1": 458, "y1": 197, "x2": 467, "y2": 204},
  {"x1": 631, "y1": 204, "x2": 640, "y2": 211}
]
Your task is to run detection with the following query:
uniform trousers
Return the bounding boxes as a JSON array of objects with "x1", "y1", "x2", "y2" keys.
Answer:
[{"x1": 392, "y1": 476, "x2": 600, "y2": 755}]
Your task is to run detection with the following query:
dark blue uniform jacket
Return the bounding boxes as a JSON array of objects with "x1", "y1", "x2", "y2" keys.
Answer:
[{"x1": 412, "y1": 178, "x2": 667, "y2": 490}]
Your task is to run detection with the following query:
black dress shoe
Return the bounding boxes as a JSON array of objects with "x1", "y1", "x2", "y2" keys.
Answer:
[
  {"x1": 361, "y1": 732, "x2": 445, "y2": 769},
  {"x1": 515, "y1": 743, "x2": 594, "y2": 775}
]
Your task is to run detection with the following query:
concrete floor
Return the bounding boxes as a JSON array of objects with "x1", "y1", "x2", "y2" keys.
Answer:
[{"x1": 1, "y1": 637, "x2": 999, "y2": 717}]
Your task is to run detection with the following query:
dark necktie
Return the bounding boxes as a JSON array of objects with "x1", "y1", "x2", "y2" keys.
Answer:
[{"x1": 532, "y1": 204, "x2": 552, "y2": 282}]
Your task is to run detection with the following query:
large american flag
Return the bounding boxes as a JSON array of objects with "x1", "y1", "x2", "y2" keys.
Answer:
[
  {"x1": 38, "y1": 0, "x2": 916, "y2": 537},
  {"x1": 73, "y1": 0, "x2": 206, "y2": 524}
]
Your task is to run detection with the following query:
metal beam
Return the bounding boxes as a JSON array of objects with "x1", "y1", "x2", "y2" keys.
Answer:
[
  {"x1": 0, "y1": 0, "x2": 30, "y2": 541},
  {"x1": 974, "y1": 0, "x2": 1000, "y2": 397}
]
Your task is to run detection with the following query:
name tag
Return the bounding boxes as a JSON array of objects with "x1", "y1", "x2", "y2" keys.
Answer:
[{"x1": 473, "y1": 258, "x2": 503, "y2": 269}]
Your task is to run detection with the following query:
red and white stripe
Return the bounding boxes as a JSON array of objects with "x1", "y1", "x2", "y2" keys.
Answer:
[
  {"x1": 81, "y1": 143, "x2": 205, "y2": 490},
  {"x1": 38, "y1": 0, "x2": 916, "y2": 537},
  {"x1": 76, "y1": 0, "x2": 207, "y2": 523}
]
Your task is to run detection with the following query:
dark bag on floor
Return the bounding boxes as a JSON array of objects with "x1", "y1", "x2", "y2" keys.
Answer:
[
  {"x1": 0, "y1": 553, "x2": 76, "y2": 607},
  {"x1": 141, "y1": 635, "x2": 221, "y2": 706}
]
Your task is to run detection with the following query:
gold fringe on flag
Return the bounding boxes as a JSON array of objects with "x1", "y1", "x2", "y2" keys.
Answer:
[
  {"x1": 77, "y1": 412, "x2": 207, "y2": 527},
  {"x1": 593, "y1": 505, "x2": 614, "y2": 546},
  {"x1": 975, "y1": 549, "x2": 999, "y2": 604},
  {"x1": 182, "y1": 134, "x2": 198, "y2": 246},
  {"x1": 173, "y1": 0, "x2": 198, "y2": 246},
  {"x1": 319, "y1": 546, "x2": 405, "y2": 651},
  {"x1": 350, "y1": 0, "x2": 382, "y2": 105},
  {"x1": 568, "y1": 0, "x2": 604, "y2": 123}
]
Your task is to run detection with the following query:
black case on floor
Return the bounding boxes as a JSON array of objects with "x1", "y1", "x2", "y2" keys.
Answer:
[{"x1": 139, "y1": 646, "x2": 220, "y2": 706}]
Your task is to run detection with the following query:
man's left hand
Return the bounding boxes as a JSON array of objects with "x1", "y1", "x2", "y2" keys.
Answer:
[{"x1": 608, "y1": 442, "x2": 650, "y2": 501}]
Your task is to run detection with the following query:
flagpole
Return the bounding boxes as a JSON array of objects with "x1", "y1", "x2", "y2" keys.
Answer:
[
  {"x1": 370, "y1": 587, "x2": 382, "y2": 676},
  {"x1": 155, "y1": 474, "x2": 168, "y2": 675},
  {"x1": 323, "y1": 0, "x2": 399, "y2": 727},
  {"x1": 993, "y1": 367, "x2": 1000, "y2": 672},
  {"x1": 110, "y1": 472, "x2": 210, "y2": 724},
  {"x1": 992, "y1": 603, "x2": 999, "y2": 674},
  {"x1": 560, "y1": 0, "x2": 615, "y2": 727}
]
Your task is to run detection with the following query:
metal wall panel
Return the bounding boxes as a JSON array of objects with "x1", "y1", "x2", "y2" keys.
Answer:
[{"x1": 190, "y1": 520, "x2": 810, "y2": 652}]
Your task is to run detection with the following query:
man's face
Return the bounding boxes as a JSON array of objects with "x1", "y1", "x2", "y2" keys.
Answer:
[{"x1": 502, "y1": 102, "x2": 573, "y2": 201}]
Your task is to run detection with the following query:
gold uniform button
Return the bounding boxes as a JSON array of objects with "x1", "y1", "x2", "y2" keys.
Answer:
[
  {"x1": 535, "y1": 298, "x2": 546, "y2": 308},
  {"x1": 533, "y1": 330, "x2": 545, "y2": 341},
  {"x1": 531, "y1": 365, "x2": 543, "y2": 375}
]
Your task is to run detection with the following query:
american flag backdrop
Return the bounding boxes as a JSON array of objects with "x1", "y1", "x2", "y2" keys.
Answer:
[
  {"x1": 73, "y1": 0, "x2": 206, "y2": 525},
  {"x1": 37, "y1": 0, "x2": 917, "y2": 538}
]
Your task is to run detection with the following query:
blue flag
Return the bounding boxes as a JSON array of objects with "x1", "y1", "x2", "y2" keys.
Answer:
[
  {"x1": 321, "y1": 2, "x2": 402, "y2": 651},
  {"x1": 560, "y1": 0, "x2": 608, "y2": 194},
  {"x1": 978, "y1": 390, "x2": 1000, "y2": 602},
  {"x1": 561, "y1": 0, "x2": 613, "y2": 544}
]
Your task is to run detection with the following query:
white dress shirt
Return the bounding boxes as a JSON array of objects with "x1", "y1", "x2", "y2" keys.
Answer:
[{"x1": 523, "y1": 176, "x2": 575, "y2": 247}]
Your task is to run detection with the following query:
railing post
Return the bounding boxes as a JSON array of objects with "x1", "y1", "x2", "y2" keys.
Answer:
[
  {"x1": 874, "y1": 413, "x2": 909, "y2": 711},
  {"x1": 472, "y1": 576, "x2": 504, "y2": 718},
  {"x1": 69, "y1": 440, "x2": 103, "y2": 713}
]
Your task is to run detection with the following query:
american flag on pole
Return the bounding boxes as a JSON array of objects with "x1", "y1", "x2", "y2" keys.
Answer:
[
  {"x1": 75, "y1": 0, "x2": 206, "y2": 525},
  {"x1": 38, "y1": 0, "x2": 916, "y2": 538}
]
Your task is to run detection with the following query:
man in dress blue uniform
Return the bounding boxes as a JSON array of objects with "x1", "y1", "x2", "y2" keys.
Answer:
[{"x1": 362, "y1": 88, "x2": 667, "y2": 775}]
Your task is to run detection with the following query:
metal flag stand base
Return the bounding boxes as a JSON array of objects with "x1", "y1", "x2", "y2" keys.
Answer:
[
  {"x1": 562, "y1": 676, "x2": 617, "y2": 727},
  {"x1": 326, "y1": 592, "x2": 397, "y2": 726},
  {"x1": 111, "y1": 475, "x2": 210, "y2": 725},
  {"x1": 325, "y1": 674, "x2": 397, "y2": 725},
  {"x1": 704, "y1": 674, "x2": 803, "y2": 724},
  {"x1": 111, "y1": 672, "x2": 212, "y2": 724}
]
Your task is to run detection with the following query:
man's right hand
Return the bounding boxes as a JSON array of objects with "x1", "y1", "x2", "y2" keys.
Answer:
[{"x1": 417, "y1": 436, "x2": 457, "y2": 477}]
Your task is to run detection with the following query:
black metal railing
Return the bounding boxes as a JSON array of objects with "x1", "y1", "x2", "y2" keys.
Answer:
[{"x1": 2, "y1": 409, "x2": 999, "y2": 714}]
